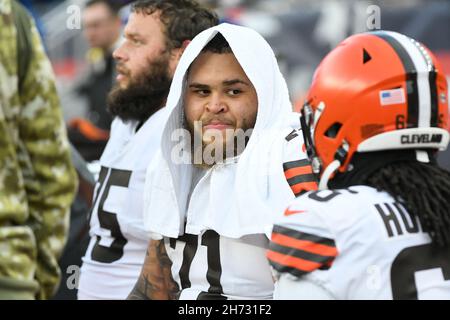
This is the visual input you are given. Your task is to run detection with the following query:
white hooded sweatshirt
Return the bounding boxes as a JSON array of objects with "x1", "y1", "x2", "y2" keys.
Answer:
[{"x1": 143, "y1": 23, "x2": 316, "y2": 299}]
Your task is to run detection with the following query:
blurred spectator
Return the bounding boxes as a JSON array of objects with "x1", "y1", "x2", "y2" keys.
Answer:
[
  {"x1": 0, "y1": 0, "x2": 78, "y2": 299},
  {"x1": 69, "y1": 0, "x2": 123, "y2": 161}
]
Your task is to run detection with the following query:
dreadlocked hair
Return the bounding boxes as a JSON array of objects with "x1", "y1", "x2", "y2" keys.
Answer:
[{"x1": 364, "y1": 160, "x2": 450, "y2": 247}]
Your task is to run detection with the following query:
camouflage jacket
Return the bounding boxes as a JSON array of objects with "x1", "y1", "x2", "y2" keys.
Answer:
[{"x1": 0, "y1": 0, "x2": 78, "y2": 299}]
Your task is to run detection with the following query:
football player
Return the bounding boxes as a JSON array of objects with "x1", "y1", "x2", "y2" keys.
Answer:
[
  {"x1": 268, "y1": 30, "x2": 450, "y2": 299},
  {"x1": 77, "y1": 0, "x2": 218, "y2": 300},
  {"x1": 127, "y1": 24, "x2": 318, "y2": 300}
]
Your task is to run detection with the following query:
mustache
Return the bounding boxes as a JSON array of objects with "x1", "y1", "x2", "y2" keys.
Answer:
[
  {"x1": 200, "y1": 117, "x2": 235, "y2": 127},
  {"x1": 116, "y1": 63, "x2": 131, "y2": 76}
]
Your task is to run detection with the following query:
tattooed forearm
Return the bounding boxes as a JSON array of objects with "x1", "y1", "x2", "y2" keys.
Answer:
[{"x1": 127, "y1": 239, "x2": 179, "y2": 300}]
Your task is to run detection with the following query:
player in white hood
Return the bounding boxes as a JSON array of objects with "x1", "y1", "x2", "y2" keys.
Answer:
[{"x1": 127, "y1": 23, "x2": 318, "y2": 300}]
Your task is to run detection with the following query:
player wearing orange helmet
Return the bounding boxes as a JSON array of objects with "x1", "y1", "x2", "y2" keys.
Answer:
[{"x1": 268, "y1": 30, "x2": 450, "y2": 299}]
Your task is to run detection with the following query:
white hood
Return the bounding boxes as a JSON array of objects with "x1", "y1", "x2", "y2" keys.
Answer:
[{"x1": 143, "y1": 23, "x2": 297, "y2": 239}]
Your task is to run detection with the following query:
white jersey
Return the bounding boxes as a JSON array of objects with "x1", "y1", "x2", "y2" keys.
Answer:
[
  {"x1": 165, "y1": 232, "x2": 274, "y2": 300},
  {"x1": 163, "y1": 131, "x2": 317, "y2": 300},
  {"x1": 78, "y1": 108, "x2": 168, "y2": 300},
  {"x1": 269, "y1": 186, "x2": 450, "y2": 300}
]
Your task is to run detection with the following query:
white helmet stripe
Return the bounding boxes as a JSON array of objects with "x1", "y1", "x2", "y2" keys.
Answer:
[
  {"x1": 386, "y1": 31, "x2": 432, "y2": 128},
  {"x1": 373, "y1": 31, "x2": 419, "y2": 127}
]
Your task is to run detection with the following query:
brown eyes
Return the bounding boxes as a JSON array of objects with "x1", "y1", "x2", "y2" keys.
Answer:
[
  {"x1": 192, "y1": 89, "x2": 242, "y2": 96},
  {"x1": 194, "y1": 90, "x2": 210, "y2": 96},
  {"x1": 227, "y1": 89, "x2": 242, "y2": 96}
]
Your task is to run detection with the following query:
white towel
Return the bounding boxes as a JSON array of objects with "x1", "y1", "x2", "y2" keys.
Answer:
[{"x1": 143, "y1": 23, "x2": 300, "y2": 239}]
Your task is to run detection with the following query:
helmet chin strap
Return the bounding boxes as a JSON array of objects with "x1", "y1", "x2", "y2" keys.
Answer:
[
  {"x1": 318, "y1": 140, "x2": 349, "y2": 190},
  {"x1": 318, "y1": 159, "x2": 341, "y2": 190}
]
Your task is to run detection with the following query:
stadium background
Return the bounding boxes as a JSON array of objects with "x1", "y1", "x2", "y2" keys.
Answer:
[{"x1": 23, "y1": 0, "x2": 450, "y2": 167}]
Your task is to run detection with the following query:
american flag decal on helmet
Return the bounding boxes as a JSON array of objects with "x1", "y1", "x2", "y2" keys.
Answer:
[{"x1": 380, "y1": 88, "x2": 406, "y2": 105}]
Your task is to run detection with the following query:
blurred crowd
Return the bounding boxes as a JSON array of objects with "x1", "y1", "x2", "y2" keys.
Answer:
[{"x1": 25, "y1": 0, "x2": 450, "y2": 167}]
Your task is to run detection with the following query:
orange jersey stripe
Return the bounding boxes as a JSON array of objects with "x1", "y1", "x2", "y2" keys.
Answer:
[
  {"x1": 271, "y1": 232, "x2": 338, "y2": 257},
  {"x1": 267, "y1": 250, "x2": 323, "y2": 273},
  {"x1": 290, "y1": 181, "x2": 318, "y2": 194},
  {"x1": 284, "y1": 166, "x2": 314, "y2": 180}
]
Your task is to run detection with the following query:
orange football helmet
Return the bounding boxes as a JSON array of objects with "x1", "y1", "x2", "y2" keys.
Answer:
[{"x1": 301, "y1": 30, "x2": 449, "y2": 189}]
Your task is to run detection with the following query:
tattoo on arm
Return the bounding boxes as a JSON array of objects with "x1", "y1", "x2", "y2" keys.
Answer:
[{"x1": 127, "y1": 239, "x2": 179, "y2": 300}]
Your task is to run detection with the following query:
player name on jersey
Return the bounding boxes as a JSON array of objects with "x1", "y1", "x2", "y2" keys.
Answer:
[{"x1": 374, "y1": 202, "x2": 422, "y2": 237}]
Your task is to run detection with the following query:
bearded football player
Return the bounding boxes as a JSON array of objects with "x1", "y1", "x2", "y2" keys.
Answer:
[{"x1": 77, "y1": 0, "x2": 218, "y2": 300}]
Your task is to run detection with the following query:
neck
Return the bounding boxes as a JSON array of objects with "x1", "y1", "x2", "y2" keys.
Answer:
[{"x1": 329, "y1": 150, "x2": 432, "y2": 189}]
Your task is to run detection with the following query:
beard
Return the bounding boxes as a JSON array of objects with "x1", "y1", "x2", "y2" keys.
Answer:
[
  {"x1": 107, "y1": 55, "x2": 172, "y2": 123},
  {"x1": 186, "y1": 116, "x2": 254, "y2": 168}
]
